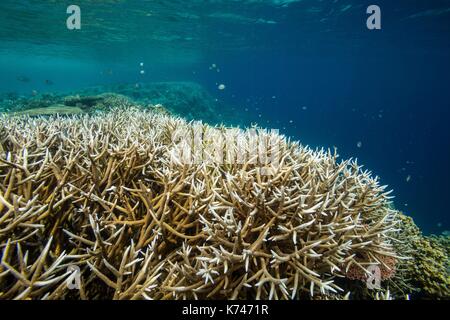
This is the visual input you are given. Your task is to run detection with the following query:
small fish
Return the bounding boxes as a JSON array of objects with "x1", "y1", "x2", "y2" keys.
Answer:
[
  {"x1": 17, "y1": 75, "x2": 30, "y2": 83},
  {"x1": 44, "y1": 79, "x2": 54, "y2": 85},
  {"x1": 101, "y1": 69, "x2": 113, "y2": 75}
]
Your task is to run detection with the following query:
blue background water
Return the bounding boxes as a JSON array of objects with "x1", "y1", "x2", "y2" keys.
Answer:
[{"x1": 0, "y1": 0, "x2": 449, "y2": 234}]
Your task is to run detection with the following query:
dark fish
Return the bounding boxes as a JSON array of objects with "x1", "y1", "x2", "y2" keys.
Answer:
[
  {"x1": 44, "y1": 79, "x2": 54, "y2": 85},
  {"x1": 17, "y1": 76, "x2": 30, "y2": 83}
]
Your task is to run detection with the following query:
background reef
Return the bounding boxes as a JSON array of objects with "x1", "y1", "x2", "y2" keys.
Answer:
[
  {"x1": 0, "y1": 98, "x2": 448, "y2": 300},
  {"x1": 0, "y1": 82, "x2": 242, "y2": 126}
]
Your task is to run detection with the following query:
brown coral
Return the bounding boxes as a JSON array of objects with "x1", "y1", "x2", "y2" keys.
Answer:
[
  {"x1": 384, "y1": 213, "x2": 450, "y2": 299},
  {"x1": 345, "y1": 254, "x2": 397, "y2": 282}
]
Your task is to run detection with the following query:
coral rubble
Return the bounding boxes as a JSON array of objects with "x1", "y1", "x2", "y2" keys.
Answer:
[{"x1": 0, "y1": 106, "x2": 448, "y2": 300}]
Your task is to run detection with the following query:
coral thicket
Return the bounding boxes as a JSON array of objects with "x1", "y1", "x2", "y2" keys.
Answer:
[{"x1": 0, "y1": 107, "x2": 445, "y2": 300}]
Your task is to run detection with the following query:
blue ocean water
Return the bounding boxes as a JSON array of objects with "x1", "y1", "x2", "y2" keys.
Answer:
[{"x1": 0, "y1": 0, "x2": 449, "y2": 234}]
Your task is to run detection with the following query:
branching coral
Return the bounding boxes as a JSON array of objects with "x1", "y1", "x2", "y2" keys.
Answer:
[{"x1": 0, "y1": 107, "x2": 404, "y2": 299}]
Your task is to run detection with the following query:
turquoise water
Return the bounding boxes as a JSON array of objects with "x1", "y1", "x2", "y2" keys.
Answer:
[{"x1": 0, "y1": 0, "x2": 449, "y2": 234}]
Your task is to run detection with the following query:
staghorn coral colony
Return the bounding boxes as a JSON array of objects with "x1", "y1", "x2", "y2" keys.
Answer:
[{"x1": 0, "y1": 102, "x2": 448, "y2": 300}]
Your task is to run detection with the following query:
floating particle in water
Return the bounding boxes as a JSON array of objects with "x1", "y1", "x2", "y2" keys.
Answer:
[
  {"x1": 272, "y1": 96, "x2": 276, "y2": 99},
  {"x1": 406, "y1": 175, "x2": 411, "y2": 182},
  {"x1": 437, "y1": 222, "x2": 443, "y2": 228},
  {"x1": 245, "y1": 108, "x2": 249, "y2": 112},
  {"x1": 218, "y1": 84, "x2": 226, "y2": 90},
  {"x1": 140, "y1": 62, "x2": 144, "y2": 67},
  {"x1": 212, "y1": 63, "x2": 216, "y2": 68},
  {"x1": 140, "y1": 70, "x2": 145, "y2": 74},
  {"x1": 302, "y1": 106, "x2": 307, "y2": 110},
  {"x1": 217, "y1": 69, "x2": 220, "y2": 73},
  {"x1": 356, "y1": 141, "x2": 362, "y2": 148},
  {"x1": 258, "y1": 114, "x2": 262, "y2": 118},
  {"x1": 289, "y1": 120, "x2": 294, "y2": 124}
]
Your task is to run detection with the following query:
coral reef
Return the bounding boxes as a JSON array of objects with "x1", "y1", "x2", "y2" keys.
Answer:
[
  {"x1": 0, "y1": 92, "x2": 133, "y2": 114},
  {"x1": 307, "y1": 213, "x2": 450, "y2": 300},
  {"x1": 0, "y1": 106, "x2": 404, "y2": 300},
  {"x1": 1, "y1": 82, "x2": 238, "y2": 125},
  {"x1": 62, "y1": 93, "x2": 133, "y2": 112},
  {"x1": 77, "y1": 82, "x2": 240, "y2": 124},
  {"x1": 411, "y1": 236, "x2": 450, "y2": 298},
  {"x1": 385, "y1": 214, "x2": 450, "y2": 299}
]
